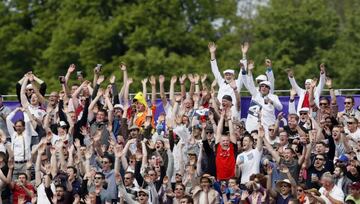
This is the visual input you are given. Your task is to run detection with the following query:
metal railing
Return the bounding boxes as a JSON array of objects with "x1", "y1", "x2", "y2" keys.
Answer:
[{"x1": 1, "y1": 88, "x2": 360, "y2": 101}]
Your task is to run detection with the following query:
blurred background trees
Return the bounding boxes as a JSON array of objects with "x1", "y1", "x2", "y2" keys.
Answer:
[{"x1": 0, "y1": 0, "x2": 359, "y2": 95}]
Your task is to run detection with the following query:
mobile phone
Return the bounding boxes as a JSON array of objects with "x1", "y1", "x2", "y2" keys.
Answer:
[
  {"x1": 95, "y1": 64, "x2": 102, "y2": 72},
  {"x1": 76, "y1": 71, "x2": 83, "y2": 77},
  {"x1": 59, "y1": 76, "x2": 65, "y2": 84}
]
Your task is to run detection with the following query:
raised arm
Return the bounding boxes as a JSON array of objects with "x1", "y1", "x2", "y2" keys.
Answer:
[
  {"x1": 20, "y1": 75, "x2": 30, "y2": 107},
  {"x1": 159, "y1": 75, "x2": 167, "y2": 107},
  {"x1": 179, "y1": 74, "x2": 187, "y2": 99},
  {"x1": 227, "y1": 110, "x2": 236, "y2": 144},
  {"x1": 265, "y1": 59, "x2": 275, "y2": 93},
  {"x1": 287, "y1": 69, "x2": 303, "y2": 94},
  {"x1": 263, "y1": 137, "x2": 281, "y2": 163},
  {"x1": 208, "y1": 42, "x2": 223, "y2": 82},
  {"x1": 288, "y1": 88, "x2": 297, "y2": 114},
  {"x1": 315, "y1": 63, "x2": 326, "y2": 100},
  {"x1": 169, "y1": 75, "x2": 177, "y2": 106},
  {"x1": 215, "y1": 110, "x2": 225, "y2": 144},
  {"x1": 230, "y1": 80, "x2": 241, "y2": 112},
  {"x1": 149, "y1": 75, "x2": 156, "y2": 106}
]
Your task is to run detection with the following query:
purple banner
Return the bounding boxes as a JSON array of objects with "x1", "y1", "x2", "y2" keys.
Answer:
[{"x1": 4, "y1": 95, "x2": 360, "y2": 122}]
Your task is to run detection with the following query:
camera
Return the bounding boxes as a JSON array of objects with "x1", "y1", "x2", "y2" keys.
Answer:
[
  {"x1": 95, "y1": 64, "x2": 102, "y2": 72},
  {"x1": 58, "y1": 76, "x2": 65, "y2": 84},
  {"x1": 76, "y1": 71, "x2": 83, "y2": 77}
]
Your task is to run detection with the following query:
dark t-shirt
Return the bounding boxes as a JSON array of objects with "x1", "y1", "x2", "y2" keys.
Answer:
[
  {"x1": 306, "y1": 165, "x2": 327, "y2": 189},
  {"x1": 0, "y1": 165, "x2": 10, "y2": 200}
]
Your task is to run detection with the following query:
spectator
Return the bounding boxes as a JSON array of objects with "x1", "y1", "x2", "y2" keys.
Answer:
[{"x1": 319, "y1": 172, "x2": 344, "y2": 204}]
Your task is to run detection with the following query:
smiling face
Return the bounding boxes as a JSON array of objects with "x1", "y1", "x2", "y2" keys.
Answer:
[
  {"x1": 279, "y1": 182, "x2": 291, "y2": 195},
  {"x1": 344, "y1": 97, "x2": 354, "y2": 111},
  {"x1": 221, "y1": 135, "x2": 230, "y2": 149},
  {"x1": 224, "y1": 73, "x2": 234, "y2": 82},
  {"x1": 242, "y1": 136, "x2": 253, "y2": 151},
  {"x1": 259, "y1": 84, "x2": 270, "y2": 95}
]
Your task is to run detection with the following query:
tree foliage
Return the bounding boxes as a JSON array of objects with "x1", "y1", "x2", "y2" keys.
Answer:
[{"x1": 0, "y1": 0, "x2": 359, "y2": 95}]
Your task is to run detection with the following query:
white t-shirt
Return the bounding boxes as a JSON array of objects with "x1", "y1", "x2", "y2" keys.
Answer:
[
  {"x1": 319, "y1": 185, "x2": 344, "y2": 204},
  {"x1": 37, "y1": 183, "x2": 55, "y2": 204},
  {"x1": 236, "y1": 148, "x2": 262, "y2": 184}
]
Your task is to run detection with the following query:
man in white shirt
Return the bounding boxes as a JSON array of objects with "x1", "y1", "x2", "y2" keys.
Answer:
[
  {"x1": 319, "y1": 172, "x2": 344, "y2": 204},
  {"x1": 208, "y1": 42, "x2": 242, "y2": 119},
  {"x1": 236, "y1": 126, "x2": 264, "y2": 184},
  {"x1": 241, "y1": 74, "x2": 283, "y2": 132},
  {"x1": 6, "y1": 107, "x2": 32, "y2": 179},
  {"x1": 287, "y1": 64, "x2": 326, "y2": 113},
  {"x1": 338, "y1": 96, "x2": 360, "y2": 121},
  {"x1": 0, "y1": 95, "x2": 11, "y2": 139},
  {"x1": 344, "y1": 117, "x2": 360, "y2": 148}
]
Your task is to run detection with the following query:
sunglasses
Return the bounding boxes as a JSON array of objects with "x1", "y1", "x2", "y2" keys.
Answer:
[
  {"x1": 344, "y1": 102, "x2": 352, "y2": 105},
  {"x1": 300, "y1": 112, "x2": 308, "y2": 115},
  {"x1": 175, "y1": 188, "x2": 184, "y2": 191},
  {"x1": 347, "y1": 122, "x2": 355, "y2": 125},
  {"x1": 315, "y1": 157, "x2": 324, "y2": 161},
  {"x1": 94, "y1": 177, "x2": 103, "y2": 180},
  {"x1": 268, "y1": 129, "x2": 274, "y2": 131},
  {"x1": 124, "y1": 177, "x2": 132, "y2": 180},
  {"x1": 319, "y1": 103, "x2": 328, "y2": 106},
  {"x1": 297, "y1": 189, "x2": 303, "y2": 192},
  {"x1": 102, "y1": 161, "x2": 109, "y2": 164}
]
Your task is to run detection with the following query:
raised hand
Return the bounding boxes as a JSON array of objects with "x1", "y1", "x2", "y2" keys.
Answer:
[
  {"x1": 187, "y1": 74, "x2": 195, "y2": 83},
  {"x1": 241, "y1": 42, "x2": 250, "y2": 54},
  {"x1": 126, "y1": 78, "x2": 133, "y2": 85},
  {"x1": 277, "y1": 112, "x2": 284, "y2": 120},
  {"x1": 285, "y1": 68, "x2": 294, "y2": 78},
  {"x1": 179, "y1": 74, "x2": 187, "y2": 84},
  {"x1": 170, "y1": 76, "x2": 177, "y2": 84},
  {"x1": 119, "y1": 62, "x2": 127, "y2": 71},
  {"x1": 68, "y1": 64, "x2": 76, "y2": 73},
  {"x1": 325, "y1": 77, "x2": 332, "y2": 88},
  {"x1": 149, "y1": 75, "x2": 156, "y2": 86},
  {"x1": 201, "y1": 74, "x2": 207, "y2": 83},
  {"x1": 319, "y1": 63, "x2": 326, "y2": 74},
  {"x1": 208, "y1": 42, "x2": 217, "y2": 53},
  {"x1": 141, "y1": 78, "x2": 148, "y2": 85},
  {"x1": 159, "y1": 75, "x2": 165, "y2": 84},
  {"x1": 109, "y1": 75, "x2": 116, "y2": 84},
  {"x1": 265, "y1": 59, "x2": 272, "y2": 67}
]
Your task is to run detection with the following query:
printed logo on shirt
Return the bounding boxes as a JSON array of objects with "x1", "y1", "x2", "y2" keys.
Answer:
[{"x1": 248, "y1": 100, "x2": 262, "y2": 118}]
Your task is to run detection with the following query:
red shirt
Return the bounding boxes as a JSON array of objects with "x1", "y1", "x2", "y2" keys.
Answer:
[
  {"x1": 215, "y1": 143, "x2": 236, "y2": 180},
  {"x1": 302, "y1": 91, "x2": 310, "y2": 108},
  {"x1": 12, "y1": 182, "x2": 35, "y2": 203}
]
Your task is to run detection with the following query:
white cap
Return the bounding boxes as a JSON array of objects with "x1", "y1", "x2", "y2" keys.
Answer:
[
  {"x1": 114, "y1": 104, "x2": 124, "y2": 110},
  {"x1": 223, "y1": 69, "x2": 235, "y2": 74},
  {"x1": 26, "y1": 84, "x2": 33, "y2": 89},
  {"x1": 59, "y1": 121, "x2": 67, "y2": 127},
  {"x1": 256, "y1": 74, "x2": 267, "y2": 82},
  {"x1": 259, "y1": 81, "x2": 271, "y2": 88},
  {"x1": 299, "y1": 107, "x2": 309, "y2": 113},
  {"x1": 305, "y1": 79, "x2": 313, "y2": 84}
]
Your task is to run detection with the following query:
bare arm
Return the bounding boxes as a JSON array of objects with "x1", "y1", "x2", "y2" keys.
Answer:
[
  {"x1": 263, "y1": 138, "x2": 281, "y2": 163},
  {"x1": 150, "y1": 75, "x2": 157, "y2": 106},
  {"x1": 159, "y1": 75, "x2": 167, "y2": 106},
  {"x1": 169, "y1": 76, "x2": 177, "y2": 106},
  {"x1": 179, "y1": 74, "x2": 187, "y2": 99},
  {"x1": 215, "y1": 110, "x2": 225, "y2": 144},
  {"x1": 141, "y1": 77, "x2": 148, "y2": 99}
]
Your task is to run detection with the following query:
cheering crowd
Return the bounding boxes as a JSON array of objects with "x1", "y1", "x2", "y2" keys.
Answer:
[{"x1": 0, "y1": 42, "x2": 359, "y2": 204}]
